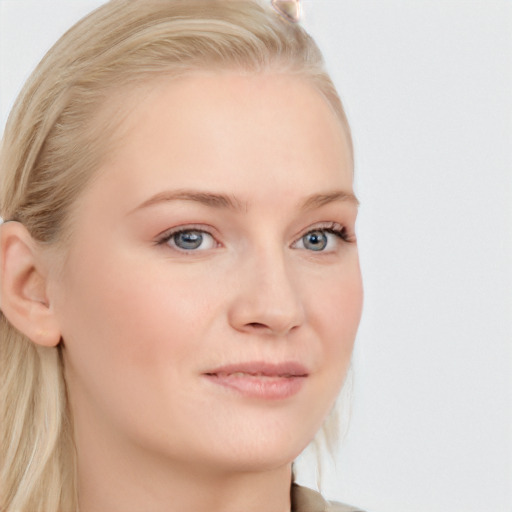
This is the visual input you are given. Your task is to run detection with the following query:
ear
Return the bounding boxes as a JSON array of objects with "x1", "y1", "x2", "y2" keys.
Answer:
[{"x1": 0, "y1": 221, "x2": 61, "y2": 347}]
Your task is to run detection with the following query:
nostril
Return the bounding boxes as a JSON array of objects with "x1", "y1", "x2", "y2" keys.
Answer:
[{"x1": 247, "y1": 322, "x2": 267, "y2": 329}]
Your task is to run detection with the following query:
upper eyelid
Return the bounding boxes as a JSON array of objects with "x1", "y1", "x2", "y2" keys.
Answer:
[
  {"x1": 155, "y1": 224, "x2": 218, "y2": 242},
  {"x1": 294, "y1": 222, "x2": 347, "y2": 238}
]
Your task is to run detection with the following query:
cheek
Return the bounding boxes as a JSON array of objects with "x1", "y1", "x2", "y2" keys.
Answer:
[
  {"x1": 57, "y1": 244, "x2": 230, "y2": 385},
  {"x1": 56, "y1": 251, "x2": 225, "y2": 442},
  {"x1": 310, "y1": 260, "x2": 363, "y2": 367}
]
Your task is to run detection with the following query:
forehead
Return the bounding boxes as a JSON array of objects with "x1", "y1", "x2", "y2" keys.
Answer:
[{"x1": 86, "y1": 72, "x2": 353, "y2": 212}]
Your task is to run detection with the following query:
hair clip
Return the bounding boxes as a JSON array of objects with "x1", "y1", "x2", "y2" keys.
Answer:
[{"x1": 271, "y1": 0, "x2": 301, "y2": 23}]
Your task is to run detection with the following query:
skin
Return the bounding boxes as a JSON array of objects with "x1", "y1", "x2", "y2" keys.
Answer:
[{"x1": 8, "y1": 73, "x2": 363, "y2": 512}]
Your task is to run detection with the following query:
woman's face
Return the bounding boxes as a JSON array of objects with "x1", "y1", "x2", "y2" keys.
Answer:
[{"x1": 51, "y1": 73, "x2": 363, "y2": 474}]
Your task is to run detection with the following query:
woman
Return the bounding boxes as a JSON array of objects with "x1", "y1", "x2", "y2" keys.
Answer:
[{"x1": 0, "y1": 1, "x2": 364, "y2": 511}]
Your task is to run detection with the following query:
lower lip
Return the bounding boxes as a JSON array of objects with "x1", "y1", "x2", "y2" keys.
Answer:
[{"x1": 204, "y1": 373, "x2": 306, "y2": 400}]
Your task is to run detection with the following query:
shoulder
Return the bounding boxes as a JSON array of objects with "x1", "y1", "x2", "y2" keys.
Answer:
[{"x1": 292, "y1": 484, "x2": 366, "y2": 512}]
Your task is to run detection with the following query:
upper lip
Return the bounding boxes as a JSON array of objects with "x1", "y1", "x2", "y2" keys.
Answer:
[{"x1": 204, "y1": 361, "x2": 309, "y2": 377}]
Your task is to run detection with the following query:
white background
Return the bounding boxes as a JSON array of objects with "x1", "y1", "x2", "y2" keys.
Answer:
[{"x1": 1, "y1": 1, "x2": 511, "y2": 511}]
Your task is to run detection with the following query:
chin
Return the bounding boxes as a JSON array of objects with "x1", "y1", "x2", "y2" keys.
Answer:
[{"x1": 197, "y1": 426, "x2": 316, "y2": 474}]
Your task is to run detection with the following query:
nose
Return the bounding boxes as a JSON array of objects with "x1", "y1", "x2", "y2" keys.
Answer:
[{"x1": 227, "y1": 250, "x2": 305, "y2": 337}]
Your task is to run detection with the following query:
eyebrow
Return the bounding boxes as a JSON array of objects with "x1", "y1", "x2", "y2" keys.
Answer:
[
  {"x1": 300, "y1": 190, "x2": 360, "y2": 210},
  {"x1": 131, "y1": 190, "x2": 246, "y2": 213},
  {"x1": 130, "y1": 188, "x2": 359, "y2": 214}
]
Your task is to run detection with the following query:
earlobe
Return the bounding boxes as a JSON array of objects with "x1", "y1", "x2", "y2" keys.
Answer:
[{"x1": 0, "y1": 221, "x2": 61, "y2": 347}]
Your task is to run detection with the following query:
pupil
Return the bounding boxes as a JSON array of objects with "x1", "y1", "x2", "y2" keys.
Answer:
[
  {"x1": 305, "y1": 231, "x2": 327, "y2": 251},
  {"x1": 175, "y1": 231, "x2": 203, "y2": 250}
]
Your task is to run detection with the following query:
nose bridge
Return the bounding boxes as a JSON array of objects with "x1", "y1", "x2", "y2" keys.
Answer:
[
  {"x1": 254, "y1": 244, "x2": 297, "y2": 303},
  {"x1": 229, "y1": 241, "x2": 305, "y2": 336}
]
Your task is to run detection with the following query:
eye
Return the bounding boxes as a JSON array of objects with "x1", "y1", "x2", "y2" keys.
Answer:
[
  {"x1": 159, "y1": 229, "x2": 217, "y2": 251},
  {"x1": 293, "y1": 225, "x2": 350, "y2": 252}
]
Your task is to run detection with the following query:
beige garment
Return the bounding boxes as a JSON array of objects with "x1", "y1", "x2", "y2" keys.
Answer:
[{"x1": 292, "y1": 484, "x2": 365, "y2": 512}]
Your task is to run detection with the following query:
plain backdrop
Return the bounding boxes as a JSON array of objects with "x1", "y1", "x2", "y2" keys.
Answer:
[{"x1": 0, "y1": 1, "x2": 511, "y2": 511}]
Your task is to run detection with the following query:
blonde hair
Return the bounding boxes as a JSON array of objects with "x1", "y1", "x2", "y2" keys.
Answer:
[{"x1": 0, "y1": 1, "x2": 352, "y2": 510}]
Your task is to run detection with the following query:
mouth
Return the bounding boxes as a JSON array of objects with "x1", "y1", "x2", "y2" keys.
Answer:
[{"x1": 203, "y1": 362, "x2": 308, "y2": 400}]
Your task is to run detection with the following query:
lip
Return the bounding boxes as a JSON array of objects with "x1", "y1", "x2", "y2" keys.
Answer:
[{"x1": 203, "y1": 361, "x2": 308, "y2": 400}]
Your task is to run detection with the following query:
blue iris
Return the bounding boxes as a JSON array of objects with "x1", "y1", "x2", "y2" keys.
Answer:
[
  {"x1": 302, "y1": 231, "x2": 328, "y2": 251},
  {"x1": 173, "y1": 231, "x2": 204, "y2": 250}
]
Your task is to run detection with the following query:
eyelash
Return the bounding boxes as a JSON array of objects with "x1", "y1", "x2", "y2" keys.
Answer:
[
  {"x1": 155, "y1": 222, "x2": 354, "y2": 252},
  {"x1": 314, "y1": 222, "x2": 353, "y2": 243}
]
